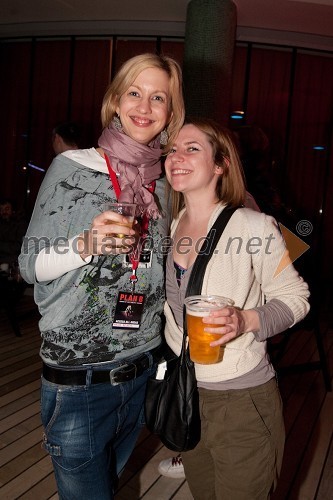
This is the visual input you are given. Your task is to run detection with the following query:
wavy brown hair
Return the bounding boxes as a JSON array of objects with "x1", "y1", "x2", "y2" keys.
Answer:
[{"x1": 168, "y1": 116, "x2": 246, "y2": 219}]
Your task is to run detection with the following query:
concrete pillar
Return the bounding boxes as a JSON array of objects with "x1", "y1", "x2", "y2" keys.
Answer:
[{"x1": 183, "y1": 0, "x2": 237, "y2": 125}]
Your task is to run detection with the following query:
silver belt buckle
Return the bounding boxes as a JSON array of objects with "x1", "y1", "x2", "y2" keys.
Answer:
[
  {"x1": 109, "y1": 363, "x2": 137, "y2": 386},
  {"x1": 109, "y1": 364, "x2": 127, "y2": 386}
]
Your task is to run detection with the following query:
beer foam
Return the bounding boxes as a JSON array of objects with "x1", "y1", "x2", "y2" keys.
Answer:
[
  {"x1": 187, "y1": 301, "x2": 226, "y2": 317},
  {"x1": 187, "y1": 310, "x2": 210, "y2": 318}
]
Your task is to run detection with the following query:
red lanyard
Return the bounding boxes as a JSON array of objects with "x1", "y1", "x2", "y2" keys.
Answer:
[
  {"x1": 104, "y1": 154, "x2": 155, "y2": 287},
  {"x1": 105, "y1": 155, "x2": 121, "y2": 199}
]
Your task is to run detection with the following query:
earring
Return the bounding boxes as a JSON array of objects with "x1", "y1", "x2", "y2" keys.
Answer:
[
  {"x1": 113, "y1": 114, "x2": 123, "y2": 131},
  {"x1": 159, "y1": 129, "x2": 169, "y2": 146},
  {"x1": 223, "y1": 156, "x2": 231, "y2": 168}
]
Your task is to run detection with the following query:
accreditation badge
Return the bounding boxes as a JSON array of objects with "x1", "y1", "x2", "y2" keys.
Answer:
[{"x1": 112, "y1": 291, "x2": 145, "y2": 329}]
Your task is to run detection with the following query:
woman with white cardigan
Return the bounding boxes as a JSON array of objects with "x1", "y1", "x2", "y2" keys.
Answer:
[{"x1": 163, "y1": 117, "x2": 310, "y2": 500}]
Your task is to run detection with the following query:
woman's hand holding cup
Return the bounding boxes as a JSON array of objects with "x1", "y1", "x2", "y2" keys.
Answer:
[{"x1": 78, "y1": 203, "x2": 137, "y2": 259}]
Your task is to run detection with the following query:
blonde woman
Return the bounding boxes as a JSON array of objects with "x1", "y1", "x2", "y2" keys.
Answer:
[{"x1": 19, "y1": 53, "x2": 184, "y2": 499}]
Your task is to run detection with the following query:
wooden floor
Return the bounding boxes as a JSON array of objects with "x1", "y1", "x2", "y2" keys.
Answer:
[{"x1": 0, "y1": 293, "x2": 332, "y2": 500}]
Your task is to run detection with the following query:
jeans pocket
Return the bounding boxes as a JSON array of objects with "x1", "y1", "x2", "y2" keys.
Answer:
[{"x1": 41, "y1": 376, "x2": 93, "y2": 471}]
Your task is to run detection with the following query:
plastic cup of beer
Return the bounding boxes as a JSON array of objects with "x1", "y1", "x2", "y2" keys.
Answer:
[
  {"x1": 184, "y1": 295, "x2": 234, "y2": 364},
  {"x1": 104, "y1": 202, "x2": 136, "y2": 237}
]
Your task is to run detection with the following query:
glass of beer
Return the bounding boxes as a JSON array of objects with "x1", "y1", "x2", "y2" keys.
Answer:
[
  {"x1": 184, "y1": 295, "x2": 234, "y2": 364},
  {"x1": 104, "y1": 202, "x2": 136, "y2": 238}
]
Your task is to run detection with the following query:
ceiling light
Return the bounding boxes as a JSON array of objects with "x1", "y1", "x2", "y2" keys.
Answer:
[{"x1": 230, "y1": 111, "x2": 245, "y2": 120}]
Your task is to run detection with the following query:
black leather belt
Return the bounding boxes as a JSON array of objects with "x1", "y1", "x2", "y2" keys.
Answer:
[{"x1": 42, "y1": 346, "x2": 163, "y2": 386}]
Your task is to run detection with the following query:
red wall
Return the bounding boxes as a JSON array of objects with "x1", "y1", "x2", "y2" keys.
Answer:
[{"x1": 0, "y1": 37, "x2": 332, "y2": 295}]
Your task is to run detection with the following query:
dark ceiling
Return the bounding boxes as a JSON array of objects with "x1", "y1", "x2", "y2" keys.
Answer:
[{"x1": 0, "y1": 0, "x2": 332, "y2": 51}]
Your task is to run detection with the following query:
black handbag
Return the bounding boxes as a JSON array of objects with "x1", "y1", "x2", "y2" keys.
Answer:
[{"x1": 144, "y1": 206, "x2": 238, "y2": 452}]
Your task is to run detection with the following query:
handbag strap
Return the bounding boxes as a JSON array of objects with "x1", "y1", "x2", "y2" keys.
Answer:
[
  {"x1": 181, "y1": 206, "x2": 239, "y2": 347},
  {"x1": 186, "y1": 206, "x2": 239, "y2": 298}
]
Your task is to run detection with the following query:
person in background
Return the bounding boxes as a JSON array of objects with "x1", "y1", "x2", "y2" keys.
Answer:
[
  {"x1": 162, "y1": 117, "x2": 310, "y2": 499},
  {"x1": 235, "y1": 124, "x2": 288, "y2": 221},
  {"x1": 0, "y1": 198, "x2": 27, "y2": 266},
  {"x1": 19, "y1": 53, "x2": 184, "y2": 500},
  {"x1": 52, "y1": 121, "x2": 81, "y2": 155}
]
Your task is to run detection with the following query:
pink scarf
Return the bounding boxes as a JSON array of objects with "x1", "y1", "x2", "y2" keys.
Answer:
[{"x1": 98, "y1": 124, "x2": 162, "y2": 218}]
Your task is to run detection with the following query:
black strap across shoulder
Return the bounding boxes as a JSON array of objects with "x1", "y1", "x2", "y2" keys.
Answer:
[{"x1": 185, "y1": 206, "x2": 239, "y2": 298}]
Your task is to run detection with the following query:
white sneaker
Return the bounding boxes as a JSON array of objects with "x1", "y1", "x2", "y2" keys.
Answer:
[{"x1": 158, "y1": 454, "x2": 185, "y2": 478}]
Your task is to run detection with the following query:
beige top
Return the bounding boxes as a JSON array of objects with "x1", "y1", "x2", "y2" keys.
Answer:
[{"x1": 164, "y1": 204, "x2": 310, "y2": 384}]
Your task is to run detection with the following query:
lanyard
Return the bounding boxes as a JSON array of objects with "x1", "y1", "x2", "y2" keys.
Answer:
[
  {"x1": 104, "y1": 154, "x2": 155, "y2": 289},
  {"x1": 105, "y1": 155, "x2": 121, "y2": 199}
]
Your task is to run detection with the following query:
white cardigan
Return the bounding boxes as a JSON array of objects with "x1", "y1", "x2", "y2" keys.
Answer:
[{"x1": 164, "y1": 204, "x2": 310, "y2": 383}]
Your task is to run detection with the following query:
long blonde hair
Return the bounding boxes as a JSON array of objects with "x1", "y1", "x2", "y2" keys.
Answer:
[
  {"x1": 168, "y1": 117, "x2": 246, "y2": 219},
  {"x1": 101, "y1": 53, "x2": 185, "y2": 146}
]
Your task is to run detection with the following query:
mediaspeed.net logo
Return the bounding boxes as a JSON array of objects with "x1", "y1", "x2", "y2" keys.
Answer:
[{"x1": 274, "y1": 220, "x2": 312, "y2": 277}]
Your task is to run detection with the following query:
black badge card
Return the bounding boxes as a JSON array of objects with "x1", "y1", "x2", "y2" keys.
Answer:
[{"x1": 112, "y1": 291, "x2": 145, "y2": 329}]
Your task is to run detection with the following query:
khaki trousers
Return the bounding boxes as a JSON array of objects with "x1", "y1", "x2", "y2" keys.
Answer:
[{"x1": 182, "y1": 378, "x2": 285, "y2": 500}]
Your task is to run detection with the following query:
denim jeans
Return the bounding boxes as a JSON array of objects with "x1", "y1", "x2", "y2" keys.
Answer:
[{"x1": 40, "y1": 356, "x2": 156, "y2": 500}]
